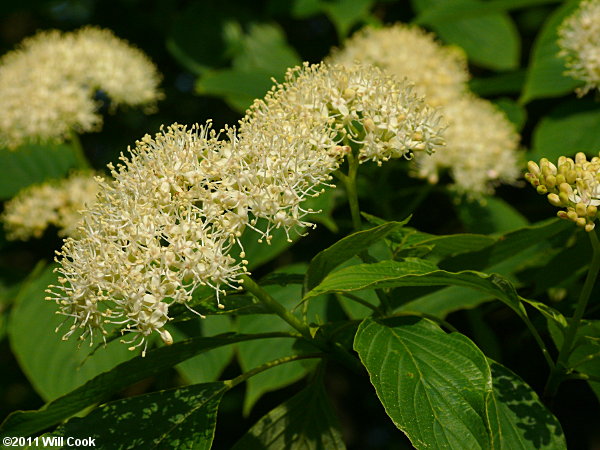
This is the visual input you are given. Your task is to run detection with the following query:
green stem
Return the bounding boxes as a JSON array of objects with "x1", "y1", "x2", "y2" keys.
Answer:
[
  {"x1": 337, "y1": 292, "x2": 379, "y2": 312},
  {"x1": 565, "y1": 372, "x2": 600, "y2": 383},
  {"x1": 241, "y1": 274, "x2": 363, "y2": 374},
  {"x1": 69, "y1": 131, "x2": 91, "y2": 169},
  {"x1": 241, "y1": 275, "x2": 312, "y2": 340},
  {"x1": 228, "y1": 353, "x2": 325, "y2": 389},
  {"x1": 341, "y1": 152, "x2": 362, "y2": 231},
  {"x1": 544, "y1": 229, "x2": 600, "y2": 402}
]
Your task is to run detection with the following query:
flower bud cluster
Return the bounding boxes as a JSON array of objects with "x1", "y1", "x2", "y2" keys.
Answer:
[
  {"x1": 558, "y1": 0, "x2": 600, "y2": 96},
  {"x1": 48, "y1": 63, "x2": 446, "y2": 354},
  {"x1": 2, "y1": 172, "x2": 100, "y2": 240},
  {"x1": 525, "y1": 152, "x2": 600, "y2": 232},
  {"x1": 0, "y1": 26, "x2": 163, "y2": 148}
]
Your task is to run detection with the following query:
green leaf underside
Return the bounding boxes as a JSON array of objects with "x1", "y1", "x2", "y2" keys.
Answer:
[
  {"x1": 520, "y1": 0, "x2": 582, "y2": 103},
  {"x1": 304, "y1": 260, "x2": 526, "y2": 319},
  {"x1": 50, "y1": 382, "x2": 228, "y2": 450},
  {"x1": 487, "y1": 360, "x2": 566, "y2": 449},
  {"x1": 305, "y1": 220, "x2": 409, "y2": 292},
  {"x1": 9, "y1": 265, "x2": 133, "y2": 402},
  {"x1": 233, "y1": 380, "x2": 345, "y2": 450},
  {"x1": 0, "y1": 332, "x2": 293, "y2": 438},
  {"x1": 354, "y1": 317, "x2": 492, "y2": 449},
  {"x1": 0, "y1": 142, "x2": 77, "y2": 199}
]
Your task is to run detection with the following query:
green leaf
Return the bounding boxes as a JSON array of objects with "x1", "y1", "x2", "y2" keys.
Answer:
[
  {"x1": 174, "y1": 316, "x2": 235, "y2": 384},
  {"x1": 354, "y1": 317, "x2": 493, "y2": 449},
  {"x1": 51, "y1": 382, "x2": 228, "y2": 450},
  {"x1": 322, "y1": 0, "x2": 375, "y2": 38},
  {"x1": 0, "y1": 332, "x2": 293, "y2": 438},
  {"x1": 411, "y1": 0, "x2": 520, "y2": 70},
  {"x1": 233, "y1": 379, "x2": 346, "y2": 449},
  {"x1": 442, "y1": 218, "x2": 571, "y2": 272},
  {"x1": 400, "y1": 232, "x2": 496, "y2": 263},
  {"x1": 237, "y1": 267, "x2": 322, "y2": 414},
  {"x1": 166, "y1": 1, "x2": 253, "y2": 75},
  {"x1": 487, "y1": 360, "x2": 566, "y2": 449},
  {"x1": 520, "y1": 0, "x2": 582, "y2": 103},
  {"x1": 304, "y1": 220, "x2": 409, "y2": 292},
  {"x1": 8, "y1": 265, "x2": 134, "y2": 401},
  {"x1": 456, "y1": 197, "x2": 529, "y2": 235},
  {"x1": 493, "y1": 98, "x2": 528, "y2": 131},
  {"x1": 195, "y1": 23, "x2": 301, "y2": 112},
  {"x1": 469, "y1": 71, "x2": 526, "y2": 97},
  {"x1": 531, "y1": 98, "x2": 600, "y2": 162},
  {"x1": 415, "y1": 0, "x2": 562, "y2": 25},
  {"x1": 304, "y1": 260, "x2": 527, "y2": 319},
  {"x1": 0, "y1": 143, "x2": 77, "y2": 199}
]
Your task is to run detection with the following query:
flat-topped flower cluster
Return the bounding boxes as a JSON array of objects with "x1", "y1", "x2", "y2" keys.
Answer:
[
  {"x1": 329, "y1": 24, "x2": 521, "y2": 197},
  {"x1": 0, "y1": 26, "x2": 162, "y2": 148},
  {"x1": 47, "y1": 63, "x2": 446, "y2": 354}
]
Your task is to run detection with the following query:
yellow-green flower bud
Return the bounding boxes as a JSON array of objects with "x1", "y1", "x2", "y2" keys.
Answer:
[
  {"x1": 587, "y1": 205, "x2": 598, "y2": 217},
  {"x1": 545, "y1": 175, "x2": 557, "y2": 189},
  {"x1": 566, "y1": 170, "x2": 578, "y2": 184},
  {"x1": 576, "y1": 202, "x2": 587, "y2": 216},
  {"x1": 586, "y1": 222, "x2": 596, "y2": 232},
  {"x1": 556, "y1": 174, "x2": 566, "y2": 185},
  {"x1": 547, "y1": 193, "x2": 562, "y2": 207},
  {"x1": 576, "y1": 152, "x2": 587, "y2": 164},
  {"x1": 576, "y1": 217, "x2": 587, "y2": 227},
  {"x1": 559, "y1": 183, "x2": 573, "y2": 195},
  {"x1": 567, "y1": 210, "x2": 578, "y2": 221},
  {"x1": 537, "y1": 185, "x2": 548, "y2": 195},
  {"x1": 527, "y1": 161, "x2": 541, "y2": 176}
]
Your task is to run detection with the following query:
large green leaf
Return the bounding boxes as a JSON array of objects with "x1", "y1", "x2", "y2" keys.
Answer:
[
  {"x1": 237, "y1": 266, "x2": 323, "y2": 414},
  {"x1": 531, "y1": 98, "x2": 600, "y2": 162},
  {"x1": 304, "y1": 260, "x2": 527, "y2": 319},
  {"x1": 233, "y1": 379, "x2": 346, "y2": 449},
  {"x1": 50, "y1": 382, "x2": 228, "y2": 450},
  {"x1": 0, "y1": 332, "x2": 293, "y2": 438},
  {"x1": 0, "y1": 143, "x2": 77, "y2": 199},
  {"x1": 8, "y1": 265, "x2": 134, "y2": 401},
  {"x1": 520, "y1": 0, "x2": 581, "y2": 103},
  {"x1": 304, "y1": 220, "x2": 409, "y2": 292},
  {"x1": 354, "y1": 317, "x2": 493, "y2": 449},
  {"x1": 411, "y1": 0, "x2": 520, "y2": 70},
  {"x1": 487, "y1": 360, "x2": 566, "y2": 449}
]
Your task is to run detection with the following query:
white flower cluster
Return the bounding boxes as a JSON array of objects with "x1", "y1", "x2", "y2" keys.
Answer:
[
  {"x1": 48, "y1": 63, "x2": 445, "y2": 354},
  {"x1": 0, "y1": 26, "x2": 163, "y2": 149},
  {"x1": 329, "y1": 24, "x2": 521, "y2": 196},
  {"x1": 2, "y1": 172, "x2": 100, "y2": 240},
  {"x1": 558, "y1": 0, "x2": 600, "y2": 96}
]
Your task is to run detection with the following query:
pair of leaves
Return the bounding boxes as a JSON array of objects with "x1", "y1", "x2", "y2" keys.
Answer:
[{"x1": 355, "y1": 317, "x2": 566, "y2": 449}]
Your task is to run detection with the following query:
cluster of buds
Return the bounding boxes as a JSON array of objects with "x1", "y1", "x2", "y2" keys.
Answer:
[{"x1": 526, "y1": 152, "x2": 600, "y2": 232}]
